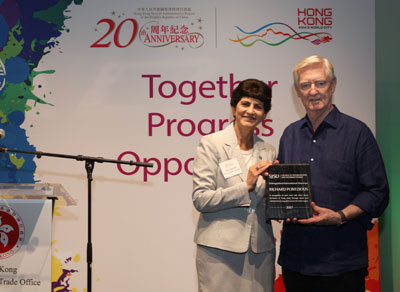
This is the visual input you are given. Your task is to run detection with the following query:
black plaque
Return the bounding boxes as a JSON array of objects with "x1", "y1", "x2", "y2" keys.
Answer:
[{"x1": 265, "y1": 164, "x2": 312, "y2": 219}]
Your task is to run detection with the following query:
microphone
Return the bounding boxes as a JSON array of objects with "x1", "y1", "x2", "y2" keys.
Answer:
[{"x1": 0, "y1": 129, "x2": 5, "y2": 140}]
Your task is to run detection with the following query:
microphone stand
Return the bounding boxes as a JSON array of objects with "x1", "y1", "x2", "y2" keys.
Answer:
[{"x1": 0, "y1": 147, "x2": 153, "y2": 292}]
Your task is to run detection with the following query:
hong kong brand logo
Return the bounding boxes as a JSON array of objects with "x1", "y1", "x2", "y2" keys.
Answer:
[
  {"x1": 0, "y1": 206, "x2": 25, "y2": 259},
  {"x1": 230, "y1": 8, "x2": 333, "y2": 47}
]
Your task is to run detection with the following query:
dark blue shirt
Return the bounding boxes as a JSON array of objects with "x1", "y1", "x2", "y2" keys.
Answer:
[{"x1": 277, "y1": 106, "x2": 389, "y2": 276}]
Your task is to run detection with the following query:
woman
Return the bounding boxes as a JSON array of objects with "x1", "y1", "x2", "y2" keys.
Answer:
[{"x1": 192, "y1": 79, "x2": 276, "y2": 292}]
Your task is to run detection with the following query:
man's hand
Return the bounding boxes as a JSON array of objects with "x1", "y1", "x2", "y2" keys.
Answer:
[
  {"x1": 297, "y1": 202, "x2": 341, "y2": 225},
  {"x1": 287, "y1": 202, "x2": 365, "y2": 226}
]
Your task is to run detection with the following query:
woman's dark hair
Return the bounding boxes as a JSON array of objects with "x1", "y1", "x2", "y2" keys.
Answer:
[{"x1": 230, "y1": 79, "x2": 272, "y2": 113}]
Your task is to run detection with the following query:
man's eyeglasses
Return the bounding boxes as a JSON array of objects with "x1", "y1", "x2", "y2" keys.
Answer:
[{"x1": 299, "y1": 80, "x2": 329, "y2": 90}]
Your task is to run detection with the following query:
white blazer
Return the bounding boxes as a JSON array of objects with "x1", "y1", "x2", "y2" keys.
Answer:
[{"x1": 192, "y1": 123, "x2": 276, "y2": 253}]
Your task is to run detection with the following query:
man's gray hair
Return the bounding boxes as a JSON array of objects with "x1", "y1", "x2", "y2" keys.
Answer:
[{"x1": 293, "y1": 55, "x2": 335, "y2": 86}]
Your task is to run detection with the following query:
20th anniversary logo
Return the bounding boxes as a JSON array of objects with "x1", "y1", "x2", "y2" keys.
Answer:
[{"x1": 90, "y1": 7, "x2": 204, "y2": 50}]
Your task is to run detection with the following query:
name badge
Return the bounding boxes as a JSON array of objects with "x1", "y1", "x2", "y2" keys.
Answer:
[{"x1": 219, "y1": 158, "x2": 242, "y2": 179}]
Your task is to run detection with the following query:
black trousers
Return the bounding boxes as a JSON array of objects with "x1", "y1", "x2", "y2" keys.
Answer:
[{"x1": 282, "y1": 267, "x2": 368, "y2": 292}]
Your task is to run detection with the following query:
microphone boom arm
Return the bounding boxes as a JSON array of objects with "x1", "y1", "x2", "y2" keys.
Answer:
[{"x1": 0, "y1": 147, "x2": 153, "y2": 167}]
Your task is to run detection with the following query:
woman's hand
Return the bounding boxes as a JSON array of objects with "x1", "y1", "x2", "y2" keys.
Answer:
[{"x1": 247, "y1": 160, "x2": 278, "y2": 191}]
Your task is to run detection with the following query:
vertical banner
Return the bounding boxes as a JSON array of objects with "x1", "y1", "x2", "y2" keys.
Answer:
[
  {"x1": 0, "y1": 199, "x2": 52, "y2": 291},
  {"x1": 0, "y1": 1, "x2": 378, "y2": 291}
]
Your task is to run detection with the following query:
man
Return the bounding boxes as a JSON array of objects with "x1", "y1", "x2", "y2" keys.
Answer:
[{"x1": 277, "y1": 55, "x2": 389, "y2": 292}]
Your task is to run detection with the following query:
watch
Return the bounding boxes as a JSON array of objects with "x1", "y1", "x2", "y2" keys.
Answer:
[{"x1": 337, "y1": 210, "x2": 347, "y2": 226}]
